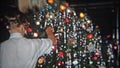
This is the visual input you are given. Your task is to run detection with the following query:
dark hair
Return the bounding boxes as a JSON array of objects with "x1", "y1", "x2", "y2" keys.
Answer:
[{"x1": 5, "y1": 8, "x2": 28, "y2": 26}]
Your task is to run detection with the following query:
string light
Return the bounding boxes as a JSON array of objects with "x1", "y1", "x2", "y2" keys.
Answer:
[
  {"x1": 87, "y1": 33, "x2": 93, "y2": 39},
  {"x1": 60, "y1": 5, "x2": 66, "y2": 11},
  {"x1": 79, "y1": 12, "x2": 85, "y2": 18},
  {"x1": 47, "y1": 0, "x2": 54, "y2": 4},
  {"x1": 36, "y1": 21, "x2": 40, "y2": 25},
  {"x1": 33, "y1": 32, "x2": 38, "y2": 38},
  {"x1": 114, "y1": 45, "x2": 117, "y2": 50}
]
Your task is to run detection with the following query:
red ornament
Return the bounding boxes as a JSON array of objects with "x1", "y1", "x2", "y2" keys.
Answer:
[
  {"x1": 106, "y1": 35, "x2": 111, "y2": 38},
  {"x1": 95, "y1": 25, "x2": 99, "y2": 29},
  {"x1": 27, "y1": 27, "x2": 32, "y2": 32},
  {"x1": 114, "y1": 45, "x2": 117, "y2": 50},
  {"x1": 87, "y1": 33, "x2": 93, "y2": 39},
  {"x1": 58, "y1": 51, "x2": 64, "y2": 57},
  {"x1": 65, "y1": 2, "x2": 69, "y2": 7},
  {"x1": 65, "y1": 18, "x2": 69, "y2": 23},
  {"x1": 93, "y1": 56, "x2": 98, "y2": 60}
]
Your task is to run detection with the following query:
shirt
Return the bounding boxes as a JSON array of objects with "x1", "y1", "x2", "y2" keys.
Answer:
[{"x1": 0, "y1": 32, "x2": 52, "y2": 68}]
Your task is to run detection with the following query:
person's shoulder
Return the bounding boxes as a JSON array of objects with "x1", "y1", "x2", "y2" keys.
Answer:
[{"x1": 0, "y1": 39, "x2": 10, "y2": 46}]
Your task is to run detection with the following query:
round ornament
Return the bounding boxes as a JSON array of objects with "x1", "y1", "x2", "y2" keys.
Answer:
[
  {"x1": 58, "y1": 51, "x2": 64, "y2": 57},
  {"x1": 65, "y1": 2, "x2": 69, "y2": 7},
  {"x1": 87, "y1": 33, "x2": 93, "y2": 39},
  {"x1": 27, "y1": 27, "x2": 32, "y2": 32},
  {"x1": 48, "y1": 0, "x2": 54, "y2": 4},
  {"x1": 93, "y1": 56, "x2": 98, "y2": 60},
  {"x1": 65, "y1": 18, "x2": 69, "y2": 23},
  {"x1": 79, "y1": 12, "x2": 85, "y2": 18},
  {"x1": 38, "y1": 57, "x2": 44, "y2": 64},
  {"x1": 60, "y1": 5, "x2": 66, "y2": 11}
]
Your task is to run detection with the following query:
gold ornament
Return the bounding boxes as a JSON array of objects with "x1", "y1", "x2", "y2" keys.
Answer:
[
  {"x1": 60, "y1": 5, "x2": 66, "y2": 11},
  {"x1": 38, "y1": 57, "x2": 44, "y2": 64},
  {"x1": 79, "y1": 12, "x2": 85, "y2": 18},
  {"x1": 48, "y1": 0, "x2": 54, "y2": 4}
]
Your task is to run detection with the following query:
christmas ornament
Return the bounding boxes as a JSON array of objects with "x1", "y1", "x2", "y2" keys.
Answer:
[
  {"x1": 58, "y1": 51, "x2": 64, "y2": 57},
  {"x1": 65, "y1": 17, "x2": 69, "y2": 23},
  {"x1": 79, "y1": 12, "x2": 85, "y2": 18},
  {"x1": 33, "y1": 32, "x2": 38, "y2": 38},
  {"x1": 113, "y1": 45, "x2": 117, "y2": 50},
  {"x1": 38, "y1": 57, "x2": 45, "y2": 64},
  {"x1": 93, "y1": 56, "x2": 98, "y2": 60},
  {"x1": 65, "y1": 2, "x2": 69, "y2": 7},
  {"x1": 27, "y1": 27, "x2": 32, "y2": 32},
  {"x1": 60, "y1": 5, "x2": 66, "y2": 11},
  {"x1": 87, "y1": 33, "x2": 93, "y2": 39},
  {"x1": 47, "y1": 0, "x2": 54, "y2": 4}
]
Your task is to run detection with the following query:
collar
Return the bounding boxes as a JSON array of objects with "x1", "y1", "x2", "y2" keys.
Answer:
[{"x1": 9, "y1": 33, "x2": 23, "y2": 39}]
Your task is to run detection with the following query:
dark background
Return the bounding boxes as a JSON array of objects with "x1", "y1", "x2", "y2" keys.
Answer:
[{"x1": 0, "y1": 0, "x2": 120, "y2": 43}]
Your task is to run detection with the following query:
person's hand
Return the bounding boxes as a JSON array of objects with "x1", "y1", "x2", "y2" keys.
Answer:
[
  {"x1": 45, "y1": 25, "x2": 57, "y2": 45},
  {"x1": 45, "y1": 25, "x2": 54, "y2": 34}
]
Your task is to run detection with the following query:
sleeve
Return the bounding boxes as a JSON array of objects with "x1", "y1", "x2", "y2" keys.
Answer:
[
  {"x1": 39, "y1": 39, "x2": 53, "y2": 54},
  {"x1": 31, "y1": 38, "x2": 53, "y2": 56}
]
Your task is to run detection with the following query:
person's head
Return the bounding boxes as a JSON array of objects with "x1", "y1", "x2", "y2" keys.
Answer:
[{"x1": 5, "y1": 9, "x2": 28, "y2": 36}]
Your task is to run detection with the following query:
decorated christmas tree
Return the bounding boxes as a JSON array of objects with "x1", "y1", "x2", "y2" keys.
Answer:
[{"x1": 25, "y1": 0, "x2": 107, "y2": 68}]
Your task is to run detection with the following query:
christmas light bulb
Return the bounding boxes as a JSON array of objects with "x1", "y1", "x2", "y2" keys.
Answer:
[
  {"x1": 52, "y1": 45, "x2": 57, "y2": 51},
  {"x1": 57, "y1": 61, "x2": 62, "y2": 66},
  {"x1": 114, "y1": 45, "x2": 117, "y2": 50},
  {"x1": 6, "y1": 25, "x2": 10, "y2": 29},
  {"x1": 38, "y1": 57, "x2": 44, "y2": 64},
  {"x1": 73, "y1": 59, "x2": 79, "y2": 65},
  {"x1": 95, "y1": 25, "x2": 99, "y2": 28},
  {"x1": 87, "y1": 33, "x2": 93, "y2": 39},
  {"x1": 60, "y1": 5, "x2": 66, "y2": 11},
  {"x1": 66, "y1": 8, "x2": 71, "y2": 13},
  {"x1": 79, "y1": 12, "x2": 85, "y2": 18},
  {"x1": 65, "y1": 2, "x2": 69, "y2": 7},
  {"x1": 48, "y1": 0, "x2": 54, "y2": 4},
  {"x1": 65, "y1": 18, "x2": 69, "y2": 23},
  {"x1": 58, "y1": 51, "x2": 64, "y2": 57},
  {"x1": 48, "y1": 5, "x2": 53, "y2": 10},
  {"x1": 36, "y1": 21, "x2": 40, "y2": 25},
  {"x1": 33, "y1": 32, "x2": 38, "y2": 38},
  {"x1": 93, "y1": 56, "x2": 98, "y2": 60},
  {"x1": 89, "y1": 61, "x2": 93, "y2": 64},
  {"x1": 49, "y1": 15, "x2": 53, "y2": 18},
  {"x1": 60, "y1": 28, "x2": 64, "y2": 32},
  {"x1": 86, "y1": 20, "x2": 91, "y2": 23},
  {"x1": 41, "y1": 8, "x2": 45, "y2": 12},
  {"x1": 27, "y1": 27, "x2": 32, "y2": 32}
]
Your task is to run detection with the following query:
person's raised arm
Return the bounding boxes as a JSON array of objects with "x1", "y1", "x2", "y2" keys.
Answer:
[{"x1": 45, "y1": 26, "x2": 57, "y2": 45}]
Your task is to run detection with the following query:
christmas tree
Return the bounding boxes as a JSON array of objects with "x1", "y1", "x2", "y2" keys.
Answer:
[
  {"x1": 25, "y1": 0, "x2": 107, "y2": 68},
  {"x1": 102, "y1": 35, "x2": 118, "y2": 68}
]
